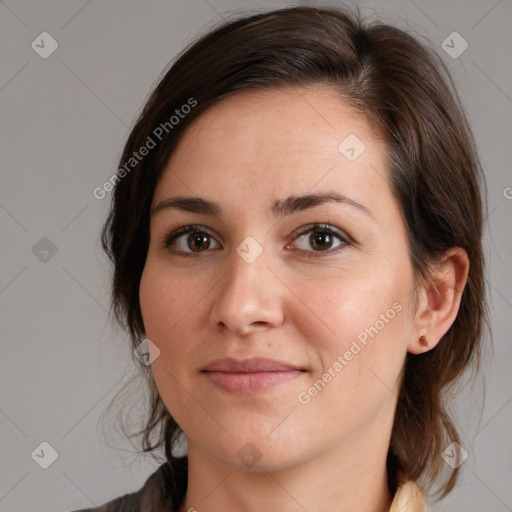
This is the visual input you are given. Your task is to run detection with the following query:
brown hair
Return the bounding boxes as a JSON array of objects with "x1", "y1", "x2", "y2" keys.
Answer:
[{"x1": 101, "y1": 5, "x2": 489, "y2": 501}]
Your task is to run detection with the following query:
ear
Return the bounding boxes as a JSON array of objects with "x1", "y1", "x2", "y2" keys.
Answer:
[{"x1": 408, "y1": 247, "x2": 469, "y2": 354}]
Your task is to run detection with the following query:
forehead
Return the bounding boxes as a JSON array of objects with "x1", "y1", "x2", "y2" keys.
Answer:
[{"x1": 154, "y1": 86, "x2": 390, "y2": 215}]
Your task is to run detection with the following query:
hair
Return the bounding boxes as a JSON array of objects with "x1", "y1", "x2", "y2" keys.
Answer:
[{"x1": 100, "y1": 5, "x2": 489, "y2": 501}]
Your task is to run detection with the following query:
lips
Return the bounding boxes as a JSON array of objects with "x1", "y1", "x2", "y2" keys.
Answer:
[
  {"x1": 203, "y1": 357, "x2": 302, "y2": 373},
  {"x1": 202, "y1": 357, "x2": 305, "y2": 393}
]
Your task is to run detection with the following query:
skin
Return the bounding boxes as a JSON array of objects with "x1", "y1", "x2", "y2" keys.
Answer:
[{"x1": 139, "y1": 86, "x2": 469, "y2": 512}]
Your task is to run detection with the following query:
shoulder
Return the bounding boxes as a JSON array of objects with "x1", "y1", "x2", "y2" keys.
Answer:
[
  {"x1": 70, "y1": 459, "x2": 187, "y2": 512},
  {"x1": 71, "y1": 488, "x2": 140, "y2": 512}
]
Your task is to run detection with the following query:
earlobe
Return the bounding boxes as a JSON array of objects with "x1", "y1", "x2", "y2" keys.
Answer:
[
  {"x1": 418, "y1": 335, "x2": 429, "y2": 347},
  {"x1": 407, "y1": 247, "x2": 469, "y2": 355},
  {"x1": 408, "y1": 334, "x2": 431, "y2": 355}
]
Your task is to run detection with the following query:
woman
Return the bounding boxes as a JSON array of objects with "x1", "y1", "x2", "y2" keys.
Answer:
[{"x1": 75, "y1": 5, "x2": 488, "y2": 511}]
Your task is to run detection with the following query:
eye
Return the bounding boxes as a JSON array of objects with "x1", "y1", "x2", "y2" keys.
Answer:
[
  {"x1": 163, "y1": 224, "x2": 221, "y2": 254},
  {"x1": 162, "y1": 222, "x2": 351, "y2": 257},
  {"x1": 288, "y1": 223, "x2": 351, "y2": 256}
]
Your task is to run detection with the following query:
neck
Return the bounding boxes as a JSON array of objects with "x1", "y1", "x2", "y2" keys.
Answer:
[{"x1": 177, "y1": 427, "x2": 394, "y2": 512}]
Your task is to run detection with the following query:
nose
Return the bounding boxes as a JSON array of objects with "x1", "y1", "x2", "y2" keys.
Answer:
[{"x1": 210, "y1": 243, "x2": 285, "y2": 336}]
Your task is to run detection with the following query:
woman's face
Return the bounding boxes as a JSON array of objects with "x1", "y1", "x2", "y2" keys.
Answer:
[{"x1": 139, "y1": 86, "x2": 419, "y2": 471}]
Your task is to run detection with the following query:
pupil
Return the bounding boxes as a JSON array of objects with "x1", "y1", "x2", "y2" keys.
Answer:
[
  {"x1": 312, "y1": 232, "x2": 331, "y2": 250},
  {"x1": 190, "y1": 233, "x2": 209, "y2": 251}
]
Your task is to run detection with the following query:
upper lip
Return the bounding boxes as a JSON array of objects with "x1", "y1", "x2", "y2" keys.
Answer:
[{"x1": 202, "y1": 357, "x2": 303, "y2": 373}]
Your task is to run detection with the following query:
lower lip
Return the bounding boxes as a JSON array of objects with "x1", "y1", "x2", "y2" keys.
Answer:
[{"x1": 204, "y1": 370, "x2": 303, "y2": 393}]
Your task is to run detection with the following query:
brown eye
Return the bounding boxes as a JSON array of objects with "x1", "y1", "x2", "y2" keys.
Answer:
[
  {"x1": 308, "y1": 231, "x2": 334, "y2": 251},
  {"x1": 187, "y1": 233, "x2": 211, "y2": 252},
  {"x1": 290, "y1": 223, "x2": 350, "y2": 256},
  {"x1": 163, "y1": 225, "x2": 221, "y2": 254}
]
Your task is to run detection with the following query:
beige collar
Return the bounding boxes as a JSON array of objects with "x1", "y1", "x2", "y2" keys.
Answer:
[{"x1": 390, "y1": 480, "x2": 430, "y2": 512}]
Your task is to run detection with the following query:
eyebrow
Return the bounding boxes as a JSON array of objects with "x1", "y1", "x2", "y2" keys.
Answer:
[{"x1": 151, "y1": 191, "x2": 374, "y2": 220}]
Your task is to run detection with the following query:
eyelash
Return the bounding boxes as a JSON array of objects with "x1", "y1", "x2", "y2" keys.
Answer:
[{"x1": 162, "y1": 221, "x2": 352, "y2": 258}]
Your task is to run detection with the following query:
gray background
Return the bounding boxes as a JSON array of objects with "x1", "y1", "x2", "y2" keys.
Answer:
[{"x1": 0, "y1": 0, "x2": 511, "y2": 510}]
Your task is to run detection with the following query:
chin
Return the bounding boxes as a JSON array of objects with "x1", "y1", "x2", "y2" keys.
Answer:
[{"x1": 194, "y1": 429, "x2": 309, "y2": 473}]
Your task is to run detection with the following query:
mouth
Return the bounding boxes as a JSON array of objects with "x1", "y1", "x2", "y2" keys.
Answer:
[{"x1": 201, "y1": 357, "x2": 306, "y2": 394}]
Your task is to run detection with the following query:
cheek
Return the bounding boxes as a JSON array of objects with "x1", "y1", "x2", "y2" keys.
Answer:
[
  {"x1": 139, "y1": 264, "x2": 195, "y2": 416},
  {"x1": 139, "y1": 260, "x2": 210, "y2": 380},
  {"x1": 139, "y1": 261, "x2": 198, "y2": 340},
  {"x1": 290, "y1": 264, "x2": 411, "y2": 408},
  {"x1": 139, "y1": 264, "x2": 187, "y2": 385},
  {"x1": 139, "y1": 268, "x2": 166, "y2": 339},
  {"x1": 293, "y1": 263, "x2": 410, "y2": 351}
]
